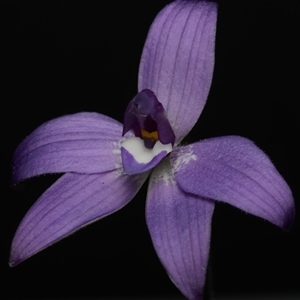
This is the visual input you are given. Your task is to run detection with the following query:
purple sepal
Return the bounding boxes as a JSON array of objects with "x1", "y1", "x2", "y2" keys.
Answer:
[
  {"x1": 138, "y1": 1, "x2": 217, "y2": 144},
  {"x1": 9, "y1": 170, "x2": 148, "y2": 266},
  {"x1": 121, "y1": 145, "x2": 167, "y2": 175},
  {"x1": 123, "y1": 89, "x2": 175, "y2": 145},
  {"x1": 11, "y1": 112, "x2": 125, "y2": 184},
  {"x1": 171, "y1": 136, "x2": 295, "y2": 231},
  {"x1": 146, "y1": 159, "x2": 214, "y2": 300}
]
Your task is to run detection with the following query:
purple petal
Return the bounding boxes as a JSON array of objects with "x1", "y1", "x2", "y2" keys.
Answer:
[
  {"x1": 121, "y1": 138, "x2": 172, "y2": 175},
  {"x1": 121, "y1": 137, "x2": 172, "y2": 175},
  {"x1": 171, "y1": 136, "x2": 295, "y2": 231},
  {"x1": 146, "y1": 159, "x2": 214, "y2": 300},
  {"x1": 12, "y1": 112, "x2": 125, "y2": 184},
  {"x1": 9, "y1": 170, "x2": 147, "y2": 266},
  {"x1": 138, "y1": 1, "x2": 217, "y2": 143}
]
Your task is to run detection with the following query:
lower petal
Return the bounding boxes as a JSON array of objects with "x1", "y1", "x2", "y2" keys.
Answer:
[
  {"x1": 146, "y1": 158, "x2": 214, "y2": 300},
  {"x1": 121, "y1": 137, "x2": 172, "y2": 175},
  {"x1": 171, "y1": 136, "x2": 295, "y2": 231},
  {"x1": 10, "y1": 169, "x2": 148, "y2": 266}
]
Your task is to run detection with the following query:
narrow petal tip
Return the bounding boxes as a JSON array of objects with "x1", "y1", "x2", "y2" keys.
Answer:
[
  {"x1": 9, "y1": 251, "x2": 31, "y2": 267},
  {"x1": 281, "y1": 203, "x2": 295, "y2": 232},
  {"x1": 8, "y1": 260, "x2": 17, "y2": 268}
]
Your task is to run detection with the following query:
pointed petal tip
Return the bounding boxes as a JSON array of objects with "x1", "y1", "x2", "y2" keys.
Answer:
[
  {"x1": 8, "y1": 260, "x2": 16, "y2": 268},
  {"x1": 282, "y1": 203, "x2": 296, "y2": 232},
  {"x1": 9, "y1": 259, "x2": 20, "y2": 268},
  {"x1": 8, "y1": 252, "x2": 23, "y2": 267},
  {"x1": 9, "y1": 237, "x2": 44, "y2": 267}
]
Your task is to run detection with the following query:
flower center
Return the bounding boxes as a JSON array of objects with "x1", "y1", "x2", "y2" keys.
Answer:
[
  {"x1": 122, "y1": 89, "x2": 175, "y2": 149},
  {"x1": 141, "y1": 129, "x2": 159, "y2": 148},
  {"x1": 121, "y1": 89, "x2": 175, "y2": 175},
  {"x1": 141, "y1": 129, "x2": 158, "y2": 141}
]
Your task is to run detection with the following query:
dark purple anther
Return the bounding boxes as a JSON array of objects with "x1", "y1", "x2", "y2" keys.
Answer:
[{"x1": 123, "y1": 89, "x2": 175, "y2": 148}]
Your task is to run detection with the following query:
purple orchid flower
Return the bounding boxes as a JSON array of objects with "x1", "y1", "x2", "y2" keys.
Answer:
[{"x1": 10, "y1": 1, "x2": 294, "y2": 299}]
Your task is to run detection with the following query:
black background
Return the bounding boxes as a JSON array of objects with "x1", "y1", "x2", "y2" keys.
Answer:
[{"x1": 1, "y1": 1, "x2": 299, "y2": 299}]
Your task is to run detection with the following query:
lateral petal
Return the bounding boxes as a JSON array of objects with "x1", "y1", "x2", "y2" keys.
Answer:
[
  {"x1": 12, "y1": 112, "x2": 125, "y2": 184},
  {"x1": 171, "y1": 136, "x2": 295, "y2": 231},
  {"x1": 138, "y1": 1, "x2": 217, "y2": 143},
  {"x1": 146, "y1": 158, "x2": 214, "y2": 300},
  {"x1": 9, "y1": 170, "x2": 147, "y2": 266}
]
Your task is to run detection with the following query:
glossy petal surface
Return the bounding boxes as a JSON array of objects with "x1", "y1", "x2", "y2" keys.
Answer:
[
  {"x1": 12, "y1": 112, "x2": 125, "y2": 184},
  {"x1": 139, "y1": 1, "x2": 217, "y2": 143},
  {"x1": 10, "y1": 170, "x2": 147, "y2": 266},
  {"x1": 146, "y1": 159, "x2": 214, "y2": 300},
  {"x1": 171, "y1": 136, "x2": 295, "y2": 231}
]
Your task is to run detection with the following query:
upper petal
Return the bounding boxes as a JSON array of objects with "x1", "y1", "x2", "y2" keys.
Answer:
[
  {"x1": 138, "y1": 0, "x2": 217, "y2": 143},
  {"x1": 170, "y1": 136, "x2": 295, "y2": 231},
  {"x1": 12, "y1": 112, "x2": 125, "y2": 184},
  {"x1": 146, "y1": 158, "x2": 214, "y2": 300},
  {"x1": 9, "y1": 169, "x2": 148, "y2": 266}
]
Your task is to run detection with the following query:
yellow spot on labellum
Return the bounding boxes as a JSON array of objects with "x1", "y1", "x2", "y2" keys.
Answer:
[{"x1": 141, "y1": 129, "x2": 158, "y2": 141}]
